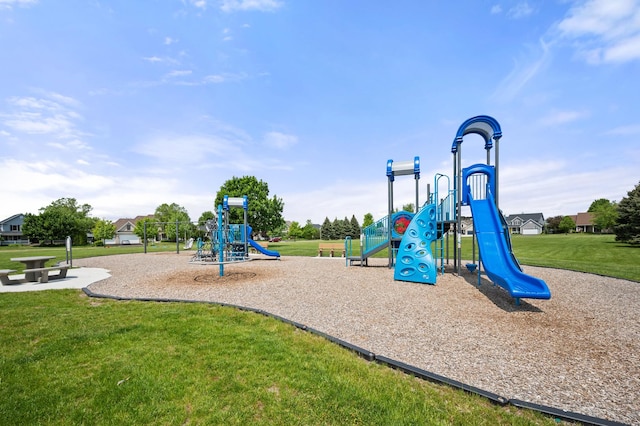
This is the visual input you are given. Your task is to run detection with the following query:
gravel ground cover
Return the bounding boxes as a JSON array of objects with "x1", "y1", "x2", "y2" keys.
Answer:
[{"x1": 77, "y1": 252, "x2": 640, "y2": 425}]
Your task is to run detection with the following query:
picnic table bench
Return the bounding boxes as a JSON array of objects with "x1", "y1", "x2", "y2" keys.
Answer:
[
  {"x1": 0, "y1": 269, "x2": 18, "y2": 285},
  {"x1": 318, "y1": 243, "x2": 345, "y2": 257},
  {"x1": 23, "y1": 265, "x2": 70, "y2": 283}
]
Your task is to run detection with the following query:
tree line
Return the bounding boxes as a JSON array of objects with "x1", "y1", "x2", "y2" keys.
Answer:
[{"x1": 20, "y1": 176, "x2": 285, "y2": 246}]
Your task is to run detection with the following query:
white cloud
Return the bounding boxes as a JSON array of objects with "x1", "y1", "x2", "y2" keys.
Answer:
[
  {"x1": 263, "y1": 131, "x2": 298, "y2": 149},
  {"x1": 507, "y1": 1, "x2": 534, "y2": 19},
  {"x1": 605, "y1": 123, "x2": 640, "y2": 135},
  {"x1": 491, "y1": 4, "x2": 502, "y2": 14},
  {"x1": 1, "y1": 93, "x2": 86, "y2": 141},
  {"x1": 165, "y1": 69, "x2": 192, "y2": 78},
  {"x1": 220, "y1": 0, "x2": 283, "y2": 13},
  {"x1": 0, "y1": 0, "x2": 37, "y2": 9},
  {"x1": 538, "y1": 109, "x2": 589, "y2": 126},
  {"x1": 164, "y1": 36, "x2": 177, "y2": 45},
  {"x1": 556, "y1": 0, "x2": 640, "y2": 64},
  {"x1": 491, "y1": 38, "x2": 551, "y2": 102}
]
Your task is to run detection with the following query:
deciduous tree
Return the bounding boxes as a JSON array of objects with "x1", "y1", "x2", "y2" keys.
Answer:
[
  {"x1": 215, "y1": 176, "x2": 285, "y2": 236},
  {"x1": 362, "y1": 213, "x2": 374, "y2": 228},
  {"x1": 92, "y1": 219, "x2": 116, "y2": 246},
  {"x1": 558, "y1": 216, "x2": 575, "y2": 234}
]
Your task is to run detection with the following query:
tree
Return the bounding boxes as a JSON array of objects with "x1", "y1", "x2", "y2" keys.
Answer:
[
  {"x1": 301, "y1": 220, "x2": 319, "y2": 240},
  {"x1": 198, "y1": 211, "x2": 215, "y2": 226},
  {"x1": 287, "y1": 221, "x2": 303, "y2": 240},
  {"x1": 92, "y1": 219, "x2": 116, "y2": 246},
  {"x1": 154, "y1": 203, "x2": 192, "y2": 241},
  {"x1": 591, "y1": 200, "x2": 618, "y2": 233},
  {"x1": 350, "y1": 215, "x2": 361, "y2": 237},
  {"x1": 320, "y1": 217, "x2": 333, "y2": 240},
  {"x1": 401, "y1": 203, "x2": 415, "y2": 213},
  {"x1": 22, "y1": 197, "x2": 95, "y2": 245},
  {"x1": 134, "y1": 217, "x2": 160, "y2": 243},
  {"x1": 558, "y1": 216, "x2": 576, "y2": 234},
  {"x1": 614, "y1": 181, "x2": 640, "y2": 245},
  {"x1": 332, "y1": 217, "x2": 345, "y2": 239},
  {"x1": 214, "y1": 176, "x2": 285, "y2": 236},
  {"x1": 588, "y1": 198, "x2": 611, "y2": 212},
  {"x1": 545, "y1": 215, "x2": 563, "y2": 234},
  {"x1": 362, "y1": 213, "x2": 374, "y2": 228}
]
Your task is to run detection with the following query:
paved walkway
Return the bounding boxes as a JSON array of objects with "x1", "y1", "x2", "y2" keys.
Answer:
[{"x1": 0, "y1": 267, "x2": 111, "y2": 293}]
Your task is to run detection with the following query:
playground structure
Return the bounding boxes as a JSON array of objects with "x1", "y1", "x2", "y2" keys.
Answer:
[
  {"x1": 347, "y1": 115, "x2": 551, "y2": 305},
  {"x1": 191, "y1": 195, "x2": 280, "y2": 276}
]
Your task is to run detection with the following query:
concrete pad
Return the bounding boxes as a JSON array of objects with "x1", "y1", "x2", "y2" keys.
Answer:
[{"x1": 0, "y1": 267, "x2": 111, "y2": 293}]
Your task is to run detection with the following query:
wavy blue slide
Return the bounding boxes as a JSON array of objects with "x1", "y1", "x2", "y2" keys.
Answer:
[{"x1": 468, "y1": 190, "x2": 550, "y2": 301}]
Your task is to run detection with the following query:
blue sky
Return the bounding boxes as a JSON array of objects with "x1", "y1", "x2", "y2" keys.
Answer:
[{"x1": 1, "y1": 0, "x2": 639, "y2": 226}]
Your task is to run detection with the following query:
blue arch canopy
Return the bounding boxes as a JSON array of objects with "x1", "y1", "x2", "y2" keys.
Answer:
[{"x1": 451, "y1": 115, "x2": 502, "y2": 153}]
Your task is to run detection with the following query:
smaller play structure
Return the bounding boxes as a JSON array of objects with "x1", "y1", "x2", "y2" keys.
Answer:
[
  {"x1": 347, "y1": 115, "x2": 550, "y2": 305},
  {"x1": 191, "y1": 195, "x2": 280, "y2": 276}
]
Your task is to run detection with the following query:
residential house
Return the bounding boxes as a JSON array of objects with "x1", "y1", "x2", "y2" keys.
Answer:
[
  {"x1": 0, "y1": 213, "x2": 28, "y2": 245},
  {"x1": 105, "y1": 215, "x2": 154, "y2": 245},
  {"x1": 504, "y1": 213, "x2": 545, "y2": 235},
  {"x1": 575, "y1": 212, "x2": 597, "y2": 233}
]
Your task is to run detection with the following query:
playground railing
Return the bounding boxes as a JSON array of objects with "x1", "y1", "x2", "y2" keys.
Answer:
[
  {"x1": 437, "y1": 190, "x2": 456, "y2": 222},
  {"x1": 362, "y1": 215, "x2": 390, "y2": 256}
]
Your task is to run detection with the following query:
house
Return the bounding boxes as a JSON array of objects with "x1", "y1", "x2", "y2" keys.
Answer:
[
  {"x1": 575, "y1": 212, "x2": 597, "y2": 233},
  {"x1": 0, "y1": 213, "x2": 28, "y2": 245},
  {"x1": 504, "y1": 213, "x2": 545, "y2": 235},
  {"x1": 105, "y1": 215, "x2": 154, "y2": 245}
]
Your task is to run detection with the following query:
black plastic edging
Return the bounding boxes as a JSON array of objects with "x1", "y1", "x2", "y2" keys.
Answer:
[
  {"x1": 305, "y1": 327, "x2": 375, "y2": 361},
  {"x1": 375, "y1": 355, "x2": 508, "y2": 405},
  {"x1": 80, "y1": 287, "x2": 630, "y2": 425},
  {"x1": 510, "y1": 399, "x2": 629, "y2": 426}
]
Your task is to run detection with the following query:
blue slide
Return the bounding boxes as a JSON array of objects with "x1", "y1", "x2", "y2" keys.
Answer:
[
  {"x1": 467, "y1": 190, "x2": 550, "y2": 301},
  {"x1": 248, "y1": 238, "x2": 281, "y2": 258}
]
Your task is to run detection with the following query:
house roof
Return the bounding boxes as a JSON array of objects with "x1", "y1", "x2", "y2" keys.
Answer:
[
  {"x1": 505, "y1": 213, "x2": 544, "y2": 226},
  {"x1": 0, "y1": 213, "x2": 24, "y2": 224},
  {"x1": 575, "y1": 212, "x2": 594, "y2": 226},
  {"x1": 113, "y1": 215, "x2": 154, "y2": 232}
]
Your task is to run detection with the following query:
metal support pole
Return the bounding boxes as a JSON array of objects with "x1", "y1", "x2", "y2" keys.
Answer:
[
  {"x1": 218, "y1": 205, "x2": 224, "y2": 276},
  {"x1": 495, "y1": 138, "x2": 500, "y2": 208},
  {"x1": 456, "y1": 147, "x2": 462, "y2": 275},
  {"x1": 388, "y1": 177, "x2": 394, "y2": 268},
  {"x1": 452, "y1": 151, "x2": 457, "y2": 272},
  {"x1": 415, "y1": 174, "x2": 419, "y2": 212},
  {"x1": 176, "y1": 219, "x2": 180, "y2": 254}
]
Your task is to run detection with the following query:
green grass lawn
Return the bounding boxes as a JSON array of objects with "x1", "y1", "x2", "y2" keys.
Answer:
[{"x1": 0, "y1": 291, "x2": 556, "y2": 425}]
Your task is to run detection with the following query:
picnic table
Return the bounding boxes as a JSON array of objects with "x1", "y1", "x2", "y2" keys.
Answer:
[{"x1": 10, "y1": 256, "x2": 56, "y2": 282}]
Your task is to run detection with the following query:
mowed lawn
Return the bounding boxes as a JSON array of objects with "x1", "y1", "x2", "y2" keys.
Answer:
[{"x1": 0, "y1": 291, "x2": 556, "y2": 425}]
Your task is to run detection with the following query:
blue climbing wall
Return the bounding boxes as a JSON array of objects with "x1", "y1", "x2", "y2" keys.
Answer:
[{"x1": 393, "y1": 203, "x2": 438, "y2": 284}]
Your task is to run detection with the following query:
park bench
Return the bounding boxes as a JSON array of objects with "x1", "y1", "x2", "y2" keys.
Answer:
[
  {"x1": 23, "y1": 265, "x2": 70, "y2": 283},
  {"x1": 318, "y1": 243, "x2": 345, "y2": 257},
  {"x1": 0, "y1": 269, "x2": 19, "y2": 285}
]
